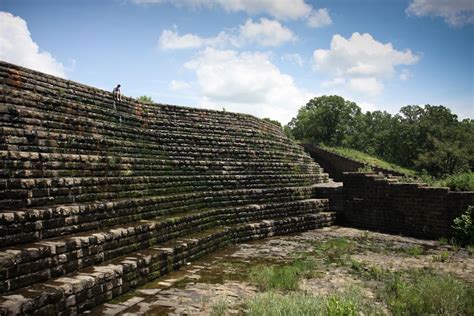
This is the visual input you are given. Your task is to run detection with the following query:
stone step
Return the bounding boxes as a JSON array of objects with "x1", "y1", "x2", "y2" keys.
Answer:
[
  {"x1": 2, "y1": 173, "x2": 323, "y2": 191},
  {"x1": 0, "y1": 67, "x2": 283, "y2": 136},
  {"x1": 0, "y1": 114, "x2": 303, "y2": 157},
  {"x1": 0, "y1": 185, "x2": 322, "y2": 245},
  {"x1": 0, "y1": 147, "x2": 316, "y2": 171},
  {"x1": 1, "y1": 88, "x2": 286, "y2": 144},
  {"x1": 0, "y1": 199, "x2": 328, "y2": 293},
  {"x1": 0, "y1": 174, "x2": 326, "y2": 206},
  {"x1": 0, "y1": 126, "x2": 311, "y2": 163},
  {"x1": 1, "y1": 96, "x2": 288, "y2": 145},
  {"x1": 0, "y1": 212, "x2": 335, "y2": 315},
  {"x1": 1, "y1": 161, "x2": 320, "y2": 180}
]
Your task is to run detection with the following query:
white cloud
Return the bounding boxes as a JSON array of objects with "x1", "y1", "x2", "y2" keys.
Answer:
[
  {"x1": 0, "y1": 11, "x2": 66, "y2": 77},
  {"x1": 321, "y1": 77, "x2": 346, "y2": 88},
  {"x1": 132, "y1": 0, "x2": 332, "y2": 27},
  {"x1": 282, "y1": 53, "x2": 304, "y2": 67},
  {"x1": 399, "y1": 69, "x2": 412, "y2": 81},
  {"x1": 407, "y1": 0, "x2": 474, "y2": 27},
  {"x1": 313, "y1": 32, "x2": 420, "y2": 96},
  {"x1": 132, "y1": 0, "x2": 312, "y2": 20},
  {"x1": 159, "y1": 19, "x2": 296, "y2": 50},
  {"x1": 348, "y1": 78, "x2": 383, "y2": 96},
  {"x1": 184, "y1": 47, "x2": 313, "y2": 123},
  {"x1": 239, "y1": 18, "x2": 296, "y2": 47},
  {"x1": 159, "y1": 28, "x2": 208, "y2": 50},
  {"x1": 307, "y1": 8, "x2": 333, "y2": 28},
  {"x1": 169, "y1": 80, "x2": 192, "y2": 91}
]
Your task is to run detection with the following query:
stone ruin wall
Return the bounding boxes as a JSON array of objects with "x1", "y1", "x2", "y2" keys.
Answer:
[
  {"x1": 304, "y1": 144, "x2": 474, "y2": 238},
  {"x1": 0, "y1": 61, "x2": 334, "y2": 315},
  {"x1": 342, "y1": 173, "x2": 474, "y2": 239}
]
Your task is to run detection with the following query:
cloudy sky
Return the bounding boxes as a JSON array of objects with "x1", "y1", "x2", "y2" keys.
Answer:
[{"x1": 0, "y1": 0, "x2": 472, "y2": 123}]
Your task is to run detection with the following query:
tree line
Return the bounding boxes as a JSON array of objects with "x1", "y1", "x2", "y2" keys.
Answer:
[{"x1": 282, "y1": 95, "x2": 473, "y2": 177}]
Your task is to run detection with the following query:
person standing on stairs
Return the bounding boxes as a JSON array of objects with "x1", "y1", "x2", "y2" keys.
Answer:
[
  {"x1": 112, "y1": 84, "x2": 123, "y2": 123},
  {"x1": 113, "y1": 84, "x2": 122, "y2": 101}
]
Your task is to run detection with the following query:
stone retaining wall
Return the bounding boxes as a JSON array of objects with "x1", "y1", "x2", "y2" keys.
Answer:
[
  {"x1": 0, "y1": 61, "x2": 334, "y2": 314},
  {"x1": 341, "y1": 173, "x2": 474, "y2": 238}
]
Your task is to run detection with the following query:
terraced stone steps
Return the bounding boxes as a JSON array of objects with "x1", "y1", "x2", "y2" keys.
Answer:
[
  {"x1": 0, "y1": 61, "x2": 335, "y2": 314},
  {"x1": 0, "y1": 198, "x2": 327, "y2": 293},
  {"x1": 1, "y1": 66, "x2": 283, "y2": 137},
  {"x1": 0, "y1": 115, "x2": 303, "y2": 159},
  {"x1": 2, "y1": 86, "x2": 291, "y2": 146},
  {"x1": 1, "y1": 185, "x2": 322, "y2": 246},
  {"x1": 0, "y1": 174, "x2": 327, "y2": 208},
  {"x1": 0, "y1": 213, "x2": 334, "y2": 315},
  {"x1": 0, "y1": 92, "x2": 286, "y2": 138}
]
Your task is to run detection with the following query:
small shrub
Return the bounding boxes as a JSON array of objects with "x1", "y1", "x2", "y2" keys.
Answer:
[
  {"x1": 404, "y1": 245, "x2": 424, "y2": 257},
  {"x1": 438, "y1": 237, "x2": 449, "y2": 245},
  {"x1": 384, "y1": 271, "x2": 473, "y2": 315},
  {"x1": 357, "y1": 165, "x2": 374, "y2": 173},
  {"x1": 210, "y1": 298, "x2": 228, "y2": 316},
  {"x1": 246, "y1": 287, "x2": 380, "y2": 316},
  {"x1": 325, "y1": 296, "x2": 357, "y2": 316},
  {"x1": 314, "y1": 238, "x2": 355, "y2": 265},
  {"x1": 249, "y1": 258, "x2": 317, "y2": 291},
  {"x1": 422, "y1": 172, "x2": 474, "y2": 191},
  {"x1": 452, "y1": 206, "x2": 474, "y2": 246},
  {"x1": 432, "y1": 250, "x2": 450, "y2": 262},
  {"x1": 246, "y1": 292, "x2": 324, "y2": 316},
  {"x1": 249, "y1": 265, "x2": 298, "y2": 291},
  {"x1": 440, "y1": 172, "x2": 474, "y2": 191}
]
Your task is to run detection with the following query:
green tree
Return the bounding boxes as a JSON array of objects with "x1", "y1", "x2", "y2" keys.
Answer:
[
  {"x1": 288, "y1": 97, "x2": 472, "y2": 177},
  {"x1": 288, "y1": 95, "x2": 362, "y2": 146}
]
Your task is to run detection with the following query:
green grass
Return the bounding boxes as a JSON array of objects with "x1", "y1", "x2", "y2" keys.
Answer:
[
  {"x1": 313, "y1": 237, "x2": 355, "y2": 265},
  {"x1": 246, "y1": 287, "x2": 381, "y2": 316},
  {"x1": 210, "y1": 298, "x2": 228, "y2": 316},
  {"x1": 432, "y1": 250, "x2": 450, "y2": 262},
  {"x1": 320, "y1": 145, "x2": 417, "y2": 176},
  {"x1": 383, "y1": 271, "x2": 474, "y2": 315},
  {"x1": 403, "y1": 245, "x2": 424, "y2": 257},
  {"x1": 249, "y1": 258, "x2": 317, "y2": 291},
  {"x1": 321, "y1": 145, "x2": 473, "y2": 191}
]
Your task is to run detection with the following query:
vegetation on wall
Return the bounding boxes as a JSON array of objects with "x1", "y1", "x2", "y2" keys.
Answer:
[
  {"x1": 137, "y1": 95, "x2": 154, "y2": 103},
  {"x1": 287, "y1": 95, "x2": 474, "y2": 178}
]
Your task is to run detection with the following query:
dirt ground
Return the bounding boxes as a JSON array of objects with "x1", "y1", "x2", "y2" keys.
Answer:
[{"x1": 89, "y1": 226, "x2": 473, "y2": 315}]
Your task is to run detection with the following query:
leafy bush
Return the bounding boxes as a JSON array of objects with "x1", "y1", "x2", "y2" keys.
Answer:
[
  {"x1": 439, "y1": 172, "x2": 474, "y2": 191},
  {"x1": 325, "y1": 296, "x2": 357, "y2": 316},
  {"x1": 452, "y1": 206, "x2": 474, "y2": 246}
]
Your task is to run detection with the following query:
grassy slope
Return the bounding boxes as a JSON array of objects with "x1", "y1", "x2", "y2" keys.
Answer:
[
  {"x1": 319, "y1": 144, "x2": 417, "y2": 176},
  {"x1": 319, "y1": 145, "x2": 474, "y2": 191}
]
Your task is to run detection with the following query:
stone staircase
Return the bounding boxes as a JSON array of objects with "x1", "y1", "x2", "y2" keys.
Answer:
[{"x1": 0, "y1": 61, "x2": 334, "y2": 315}]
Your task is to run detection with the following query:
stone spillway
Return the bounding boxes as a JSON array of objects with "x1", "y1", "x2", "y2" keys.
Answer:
[{"x1": 0, "y1": 61, "x2": 334, "y2": 315}]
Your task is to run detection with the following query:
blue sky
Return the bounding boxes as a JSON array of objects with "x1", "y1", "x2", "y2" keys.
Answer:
[{"x1": 0, "y1": 0, "x2": 472, "y2": 123}]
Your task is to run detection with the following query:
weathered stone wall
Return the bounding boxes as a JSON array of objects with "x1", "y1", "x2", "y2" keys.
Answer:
[
  {"x1": 341, "y1": 172, "x2": 474, "y2": 238},
  {"x1": 0, "y1": 61, "x2": 334, "y2": 314},
  {"x1": 303, "y1": 143, "x2": 407, "y2": 181}
]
